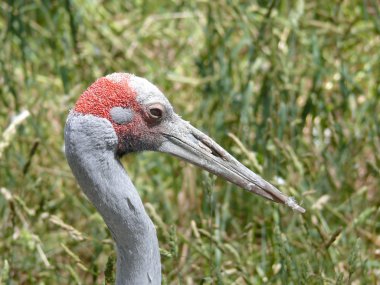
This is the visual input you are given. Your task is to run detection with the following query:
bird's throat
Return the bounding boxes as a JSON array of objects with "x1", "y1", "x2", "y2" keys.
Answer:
[{"x1": 65, "y1": 114, "x2": 161, "y2": 285}]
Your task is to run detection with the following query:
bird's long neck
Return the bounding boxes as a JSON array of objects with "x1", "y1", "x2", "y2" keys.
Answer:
[{"x1": 64, "y1": 114, "x2": 161, "y2": 285}]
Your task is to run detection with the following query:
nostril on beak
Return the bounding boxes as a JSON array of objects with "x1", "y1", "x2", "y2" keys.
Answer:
[
  {"x1": 198, "y1": 141, "x2": 213, "y2": 154},
  {"x1": 191, "y1": 131, "x2": 228, "y2": 160}
]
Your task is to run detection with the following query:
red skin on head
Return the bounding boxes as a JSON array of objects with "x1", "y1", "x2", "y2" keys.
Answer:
[{"x1": 74, "y1": 76, "x2": 145, "y2": 139}]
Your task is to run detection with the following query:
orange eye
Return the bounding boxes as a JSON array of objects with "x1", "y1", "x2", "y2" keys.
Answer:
[{"x1": 148, "y1": 103, "x2": 165, "y2": 120}]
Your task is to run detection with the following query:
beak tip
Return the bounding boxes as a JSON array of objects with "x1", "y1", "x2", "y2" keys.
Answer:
[{"x1": 285, "y1": 197, "x2": 306, "y2": 213}]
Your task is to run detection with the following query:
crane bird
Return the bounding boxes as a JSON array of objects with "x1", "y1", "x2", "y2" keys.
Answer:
[{"x1": 64, "y1": 73, "x2": 305, "y2": 285}]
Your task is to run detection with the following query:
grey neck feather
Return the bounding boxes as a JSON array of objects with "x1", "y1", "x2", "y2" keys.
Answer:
[{"x1": 64, "y1": 113, "x2": 161, "y2": 285}]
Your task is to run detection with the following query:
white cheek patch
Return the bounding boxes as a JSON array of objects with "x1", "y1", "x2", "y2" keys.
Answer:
[{"x1": 110, "y1": 107, "x2": 134, "y2": 124}]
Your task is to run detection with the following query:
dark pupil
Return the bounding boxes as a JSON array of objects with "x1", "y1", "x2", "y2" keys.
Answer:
[{"x1": 150, "y1": 108, "x2": 162, "y2": 118}]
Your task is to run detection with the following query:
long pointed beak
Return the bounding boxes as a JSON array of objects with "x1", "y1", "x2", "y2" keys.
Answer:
[{"x1": 158, "y1": 118, "x2": 305, "y2": 213}]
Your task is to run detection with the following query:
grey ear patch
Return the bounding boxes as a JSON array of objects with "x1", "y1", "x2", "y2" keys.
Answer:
[{"x1": 110, "y1": 107, "x2": 134, "y2": 124}]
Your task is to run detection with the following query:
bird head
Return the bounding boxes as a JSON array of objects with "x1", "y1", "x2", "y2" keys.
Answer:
[{"x1": 73, "y1": 73, "x2": 305, "y2": 212}]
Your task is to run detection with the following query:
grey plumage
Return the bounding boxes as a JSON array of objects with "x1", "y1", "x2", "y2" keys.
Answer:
[
  {"x1": 65, "y1": 114, "x2": 161, "y2": 284},
  {"x1": 64, "y1": 73, "x2": 305, "y2": 285}
]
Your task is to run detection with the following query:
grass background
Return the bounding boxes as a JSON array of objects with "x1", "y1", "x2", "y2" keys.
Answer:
[{"x1": 1, "y1": 0, "x2": 379, "y2": 284}]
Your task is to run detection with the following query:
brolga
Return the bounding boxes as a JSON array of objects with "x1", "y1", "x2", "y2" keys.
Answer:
[{"x1": 64, "y1": 73, "x2": 305, "y2": 285}]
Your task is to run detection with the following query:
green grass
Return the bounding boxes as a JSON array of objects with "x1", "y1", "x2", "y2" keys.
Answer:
[{"x1": 1, "y1": 0, "x2": 379, "y2": 284}]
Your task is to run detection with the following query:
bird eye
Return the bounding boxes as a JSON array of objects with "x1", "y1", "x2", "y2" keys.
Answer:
[{"x1": 148, "y1": 103, "x2": 165, "y2": 120}]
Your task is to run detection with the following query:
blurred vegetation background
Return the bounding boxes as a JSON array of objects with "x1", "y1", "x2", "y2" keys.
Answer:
[{"x1": 1, "y1": 0, "x2": 379, "y2": 284}]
